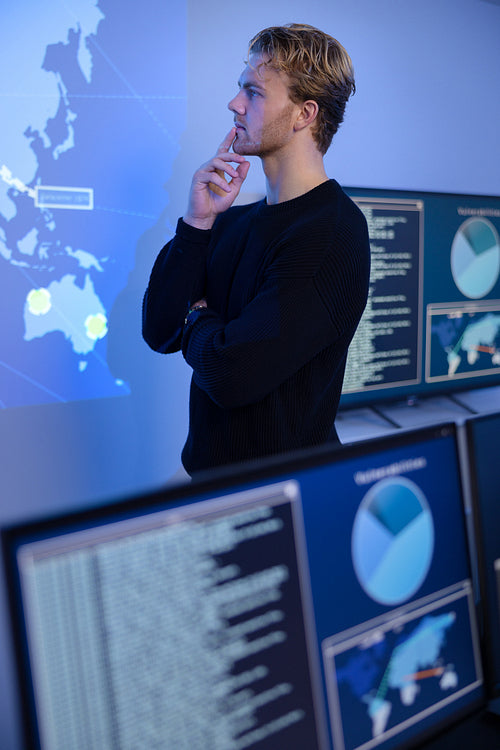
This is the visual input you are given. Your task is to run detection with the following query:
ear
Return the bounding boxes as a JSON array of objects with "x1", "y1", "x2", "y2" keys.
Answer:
[{"x1": 294, "y1": 100, "x2": 319, "y2": 132}]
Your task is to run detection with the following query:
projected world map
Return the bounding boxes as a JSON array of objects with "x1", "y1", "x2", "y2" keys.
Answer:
[{"x1": 0, "y1": 2, "x2": 185, "y2": 407}]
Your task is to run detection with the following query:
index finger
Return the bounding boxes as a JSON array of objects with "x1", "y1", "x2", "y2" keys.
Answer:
[{"x1": 216, "y1": 127, "x2": 237, "y2": 155}]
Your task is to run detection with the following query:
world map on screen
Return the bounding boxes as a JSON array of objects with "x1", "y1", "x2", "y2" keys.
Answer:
[
  {"x1": 331, "y1": 591, "x2": 478, "y2": 750},
  {"x1": 0, "y1": 1, "x2": 185, "y2": 408}
]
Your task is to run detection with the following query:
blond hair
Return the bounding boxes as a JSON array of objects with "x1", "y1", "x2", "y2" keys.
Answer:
[{"x1": 248, "y1": 23, "x2": 355, "y2": 154}]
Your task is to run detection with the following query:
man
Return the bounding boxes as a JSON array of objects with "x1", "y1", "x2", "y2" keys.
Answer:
[{"x1": 143, "y1": 23, "x2": 370, "y2": 475}]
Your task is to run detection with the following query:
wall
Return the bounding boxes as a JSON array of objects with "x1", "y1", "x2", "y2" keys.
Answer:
[{"x1": 0, "y1": 0, "x2": 499, "y2": 747}]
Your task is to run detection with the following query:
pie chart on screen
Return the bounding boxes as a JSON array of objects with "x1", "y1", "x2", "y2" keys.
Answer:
[
  {"x1": 451, "y1": 217, "x2": 500, "y2": 299},
  {"x1": 352, "y1": 477, "x2": 434, "y2": 605}
]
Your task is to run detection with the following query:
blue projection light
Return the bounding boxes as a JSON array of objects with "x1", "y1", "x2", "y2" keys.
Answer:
[{"x1": 0, "y1": 1, "x2": 186, "y2": 408}]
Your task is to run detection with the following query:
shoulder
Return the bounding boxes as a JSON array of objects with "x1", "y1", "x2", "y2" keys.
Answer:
[
  {"x1": 269, "y1": 181, "x2": 369, "y2": 271},
  {"x1": 312, "y1": 180, "x2": 368, "y2": 236},
  {"x1": 269, "y1": 180, "x2": 368, "y2": 248}
]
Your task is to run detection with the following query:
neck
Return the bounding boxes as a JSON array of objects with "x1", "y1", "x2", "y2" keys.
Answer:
[{"x1": 262, "y1": 143, "x2": 329, "y2": 205}]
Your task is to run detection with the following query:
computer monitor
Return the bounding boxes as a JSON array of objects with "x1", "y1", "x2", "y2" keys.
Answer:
[
  {"x1": 3, "y1": 481, "x2": 326, "y2": 750},
  {"x1": 465, "y1": 411, "x2": 500, "y2": 702},
  {"x1": 3, "y1": 423, "x2": 484, "y2": 750},
  {"x1": 341, "y1": 188, "x2": 500, "y2": 408}
]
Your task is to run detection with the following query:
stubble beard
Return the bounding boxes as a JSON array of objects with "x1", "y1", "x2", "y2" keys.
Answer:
[{"x1": 233, "y1": 103, "x2": 296, "y2": 158}]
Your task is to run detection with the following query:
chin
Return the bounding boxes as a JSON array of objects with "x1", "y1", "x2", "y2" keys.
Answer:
[{"x1": 233, "y1": 133, "x2": 260, "y2": 157}]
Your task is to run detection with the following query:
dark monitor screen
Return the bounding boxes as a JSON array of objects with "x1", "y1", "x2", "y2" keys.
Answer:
[
  {"x1": 3, "y1": 423, "x2": 484, "y2": 750},
  {"x1": 341, "y1": 188, "x2": 500, "y2": 408},
  {"x1": 465, "y1": 412, "x2": 500, "y2": 699}
]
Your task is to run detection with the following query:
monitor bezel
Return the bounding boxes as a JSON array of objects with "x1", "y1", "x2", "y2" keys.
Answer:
[
  {"x1": 465, "y1": 411, "x2": 500, "y2": 701},
  {"x1": 340, "y1": 185, "x2": 500, "y2": 411},
  {"x1": 2, "y1": 421, "x2": 485, "y2": 750}
]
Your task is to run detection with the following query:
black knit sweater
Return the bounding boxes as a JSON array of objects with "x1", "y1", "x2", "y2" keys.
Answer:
[{"x1": 143, "y1": 179, "x2": 370, "y2": 474}]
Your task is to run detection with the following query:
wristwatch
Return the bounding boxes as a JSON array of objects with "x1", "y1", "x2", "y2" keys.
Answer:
[{"x1": 184, "y1": 304, "x2": 207, "y2": 326}]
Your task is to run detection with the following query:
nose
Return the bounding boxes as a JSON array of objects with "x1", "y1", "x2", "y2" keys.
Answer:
[{"x1": 228, "y1": 90, "x2": 245, "y2": 115}]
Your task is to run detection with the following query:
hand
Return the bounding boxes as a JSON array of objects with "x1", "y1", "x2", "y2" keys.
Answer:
[{"x1": 183, "y1": 128, "x2": 250, "y2": 230}]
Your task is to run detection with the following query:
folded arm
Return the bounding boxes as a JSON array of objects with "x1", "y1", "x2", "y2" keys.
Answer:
[
  {"x1": 182, "y1": 267, "x2": 342, "y2": 410},
  {"x1": 142, "y1": 219, "x2": 210, "y2": 353}
]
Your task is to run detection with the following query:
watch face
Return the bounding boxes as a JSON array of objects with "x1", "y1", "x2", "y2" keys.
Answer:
[{"x1": 185, "y1": 305, "x2": 207, "y2": 326}]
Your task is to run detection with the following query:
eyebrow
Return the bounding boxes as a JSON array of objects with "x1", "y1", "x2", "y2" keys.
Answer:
[{"x1": 238, "y1": 77, "x2": 266, "y2": 93}]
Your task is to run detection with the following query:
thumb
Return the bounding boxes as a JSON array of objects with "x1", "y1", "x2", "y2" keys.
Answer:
[{"x1": 232, "y1": 159, "x2": 251, "y2": 187}]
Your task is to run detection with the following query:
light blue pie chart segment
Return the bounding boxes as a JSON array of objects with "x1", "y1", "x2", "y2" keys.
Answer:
[
  {"x1": 352, "y1": 477, "x2": 434, "y2": 605},
  {"x1": 451, "y1": 217, "x2": 500, "y2": 299}
]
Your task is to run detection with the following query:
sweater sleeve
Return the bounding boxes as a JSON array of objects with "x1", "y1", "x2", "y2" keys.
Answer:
[
  {"x1": 142, "y1": 218, "x2": 211, "y2": 353},
  {"x1": 182, "y1": 225, "x2": 365, "y2": 409}
]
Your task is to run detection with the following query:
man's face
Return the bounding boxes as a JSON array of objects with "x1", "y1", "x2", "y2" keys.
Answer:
[{"x1": 228, "y1": 53, "x2": 298, "y2": 157}]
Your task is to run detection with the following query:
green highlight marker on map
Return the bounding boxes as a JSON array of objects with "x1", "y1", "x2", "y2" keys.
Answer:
[
  {"x1": 27, "y1": 288, "x2": 52, "y2": 316},
  {"x1": 85, "y1": 313, "x2": 108, "y2": 341}
]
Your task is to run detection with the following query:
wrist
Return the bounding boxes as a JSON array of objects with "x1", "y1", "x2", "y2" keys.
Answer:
[{"x1": 183, "y1": 214, "x2": 215, "y2": 231}]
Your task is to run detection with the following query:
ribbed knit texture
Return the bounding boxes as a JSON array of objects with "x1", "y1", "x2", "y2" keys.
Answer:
[{"x1": 143, "y1": 179, "x2": 370, "y2": 474}]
